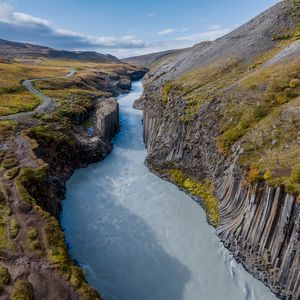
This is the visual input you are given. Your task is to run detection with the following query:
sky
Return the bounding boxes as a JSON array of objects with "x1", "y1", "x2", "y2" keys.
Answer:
[{"x1": 0, "y1": 0, "x2": 279, "y2": 58}]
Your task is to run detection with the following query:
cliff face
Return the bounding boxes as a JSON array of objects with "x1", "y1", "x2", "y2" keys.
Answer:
[
  {"x1": 216, "y1": 150, "x2": 300, "y2": 299},
  {"x1": 137, "y1": 1, "x2": 300, "y2": 299},
  {"x1": 96, "y1": 97, "x2": 119, "y2": 141}
]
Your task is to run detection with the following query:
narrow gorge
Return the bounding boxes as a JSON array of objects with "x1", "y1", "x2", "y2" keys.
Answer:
[
  {"x1": 61, "y1": 81, "x2": 276, "y2": 300},
  {"x1": 131, "y1": 1, "x2": 300, "y2": 299},
  {"x1": 0, "y1": 0, "x2": 299, "y2": 299}
]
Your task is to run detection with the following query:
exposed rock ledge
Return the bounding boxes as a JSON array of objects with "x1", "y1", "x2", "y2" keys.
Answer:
[
  {"x1": 96, "y1": 97, "x2": 119, "y2": 140},
  {"x1": 133, "y1": 95, "x2": 145, "y2": 110},
  {"x1": 31, "y1": 96, "x2": 121, "y2": 220}
]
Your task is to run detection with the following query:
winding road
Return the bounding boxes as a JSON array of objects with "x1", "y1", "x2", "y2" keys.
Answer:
[{"x1": 0, "y1": 69, "x2": 76, "y2": 121}]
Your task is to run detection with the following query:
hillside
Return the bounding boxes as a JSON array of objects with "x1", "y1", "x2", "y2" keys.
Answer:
[
  {"x1": 134, "y1": 0, "x2": 300, "y2": 299},
  {"x1": 123, "y1": 49, "x2": 183, "y2": 68},
  {"x1": 0, "y1": 38, "x2": 121, "y2": 63},
  {"x1": 0, "y1": 37, "x2": 146, "y2": 298}
]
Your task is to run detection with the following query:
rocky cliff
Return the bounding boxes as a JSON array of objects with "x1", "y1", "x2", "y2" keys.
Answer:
[
  {"x1": 96, "y1": 97, "x2": 119, "y2": 141},
  {"x1": 134, "y1": 1, "x2": 300, "y2": 298},
  {"x1": 217, "y1": 159, "x2": 300, "y2": 299}
]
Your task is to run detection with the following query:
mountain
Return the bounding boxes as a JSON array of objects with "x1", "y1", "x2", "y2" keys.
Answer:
[
  {"x1": 123, "y1": 49, "x2": 183, "y2": 67},
  {"x1": 0, "y1": 38, "x2": 121, "y2": 63},
  {"x1": 131, "y1": 1, "x2": 300, "y2": 299}
]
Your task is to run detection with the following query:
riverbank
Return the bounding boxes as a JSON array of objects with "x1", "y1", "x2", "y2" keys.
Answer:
[
  {"x1": 62, "y1": 80, "x2": 276, "y2": 300},
  {"x1": 134, "y1": 2, "x2": 300, "y2": 298},
  {"x1": 0, "y1": 59, "x2": 146, "y2": 299}
]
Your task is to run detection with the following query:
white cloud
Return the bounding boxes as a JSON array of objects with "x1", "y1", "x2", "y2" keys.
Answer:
[
  {"x1": 208, "y1": 24, "x2": 222, "y2": 30},
  {"x1": 157, "y1": 28, "x2": 176, "y2": 35},
  {"x1": 0, "y1": 3, "x2": 145, "y2": 50},
  {"x1": 0, "y1": 3, "x2": 233, "y2": 58},
  {"x1": 148, "y1": 13, "x2": 157, "y2": 17},
  {"x1": 175, "y1": 26, "x2": 231, "y2": 43},
  {"x1": 13, "y1": 12, "x2": 52, "y2": 26}
]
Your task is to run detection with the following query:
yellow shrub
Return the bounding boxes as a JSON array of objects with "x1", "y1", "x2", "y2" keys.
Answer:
[
  {"x1": 247, "y1": 164, "x2": 261, "y2": 183},
  {"x1": 263, "y1": 170, "x2": 272, "y2": 181},
  {"x1": 170, "y1": 169, "x2": 185, "y2": 185},
  {"x1": 183, "y1": 178, "x2": 219, "y2": 227}
]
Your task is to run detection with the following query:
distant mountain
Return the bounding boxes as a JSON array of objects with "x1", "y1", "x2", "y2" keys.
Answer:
[
  {"x1": 0, "y1": 38, "x2": 121, "y2": 63},
  {"x1": 123, "y1": 49, "x2": 183, "y2": 66}
]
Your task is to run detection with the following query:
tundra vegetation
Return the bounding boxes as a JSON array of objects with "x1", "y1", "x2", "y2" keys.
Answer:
[
  {"x1": 0, "y1": 55, "x2": 141, "y2": 298},
  {"x1": 170, "y1": 169, "x2": 219, "y2": 226},
  {"x1": 159, "y1": 37, "x2": 300, "y2": 196}
]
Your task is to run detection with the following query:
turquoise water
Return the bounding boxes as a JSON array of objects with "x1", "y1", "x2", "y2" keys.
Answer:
[{"x1": 61, "y1": 81, "x2": 276, "y2": 300}]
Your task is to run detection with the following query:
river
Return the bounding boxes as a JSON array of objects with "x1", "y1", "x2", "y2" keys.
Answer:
[{"x1": 61, "y1": 80, "x2": 277, "y2": 300}]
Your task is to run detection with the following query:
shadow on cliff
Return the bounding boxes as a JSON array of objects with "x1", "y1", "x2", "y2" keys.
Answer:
[{"x1": 62, "y1": 169, "x2": 191, "y2": 300}]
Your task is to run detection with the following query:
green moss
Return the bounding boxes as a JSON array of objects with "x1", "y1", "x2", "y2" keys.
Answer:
[
  {"x1": 3, "y1": 167, "x2": 20, "y2": 180},
  {"x1": 253, "y1": 105, "x2": 268, "y2": 120},
  {"x1": 16, "y1": 165, "x2": 48, "y2": 209},
  {"x1": 31, "y1": 240, "x2": 41, "y2": 251},
  {"x1": 0, "y1": 184, "x2": 15, "y2": 252},
  {"x1": 1, "y1": 157, "x2": 18, "y2": 170},
  {"x1": 170, "y1": 169, "x2": 219, "y2": 227},
  {"x1": 70, "y1": 266, "x2": 85, "y2": 289},
  {"x1": 9, "y1": 216, "x2": 20, "y2": 239},
  {"x1": 217, "y1": 127, "x2": 244, "y2": 156},
  {"x1": 0, "y1": 121, "x2": 16, "y2": 140},
  {"x1": 218, "y1": 57, "x2": 300, "y2": 156},
  {"x1": 183, "y1": 178, "x2": 219, "y2": 227},
  {"x1": 43, "y1": 214, "x2": 69, "y2": 265},
  {"x1": 26, "y1": 227, "x2": 41, "y2": 252},
  {"x1": 289, "y1": 78, "x2": 300, "y2": 88},
  {"x1": 11, "y1": 280, "x2": 33, "y2": 300},
  {"x1": 162, "y1": 81, "x2": 177, "y2": 103},
  {"x1": 290, "y1": 168, "x2": 300, "y2": 184},
  {"x1": 0, "y1": 183, "x2": 8, "y2": 205},
  {"x1": 27, "y1": 227, "x2": 37, "y2": 240},
  {"x1": 0, "y1": 266, "x2": 9, "y2": 292},
  {"x1": 175, "y1": 59, "x2": 246, "y2": 122},
  {"x1": 170, "y1": 169, "x2": 185, "y2": 185}
]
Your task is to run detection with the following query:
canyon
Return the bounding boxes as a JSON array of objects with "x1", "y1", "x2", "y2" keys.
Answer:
[
  {"x1": 0, "y1": 0, "x2": 299, "y2": 299},
  {"x1": 126, "y1": 1, "x2": 300, "y2": 299},
  {"x1": 61, "y1": 81, "x2": 277, "y2": 300}
]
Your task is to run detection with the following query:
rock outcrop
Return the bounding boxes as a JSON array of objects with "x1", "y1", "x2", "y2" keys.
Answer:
[
  {"x1": 215, "y1": 149, "x2": 300, "y2": 299},
  {"x1": 95, "y1": 97, "x2": 119, "y2": 140}
]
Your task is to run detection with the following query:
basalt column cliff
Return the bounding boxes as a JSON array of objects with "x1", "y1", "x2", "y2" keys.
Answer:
[{"x1": 127, "y1": 1, "x2": 300, "y2": 298}]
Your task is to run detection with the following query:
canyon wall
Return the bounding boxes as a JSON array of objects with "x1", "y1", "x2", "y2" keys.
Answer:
[
  {"x1": 142, "y1": 75, "x2": 300, "y2": 300},
  {"x1": 216, "y1": 151, "x2": 300, "y2": 299},
  {"x1": 96, "y1": 97, "x2": 119, "y2": 141},
  {"x1": 138, "y1": 1, "x2": 300, "y2": 298}
]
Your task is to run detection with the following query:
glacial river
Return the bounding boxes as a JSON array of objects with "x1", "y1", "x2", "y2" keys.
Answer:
[{"x1": 61, "y1": 81, "x2": 277, "y2": 300}]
